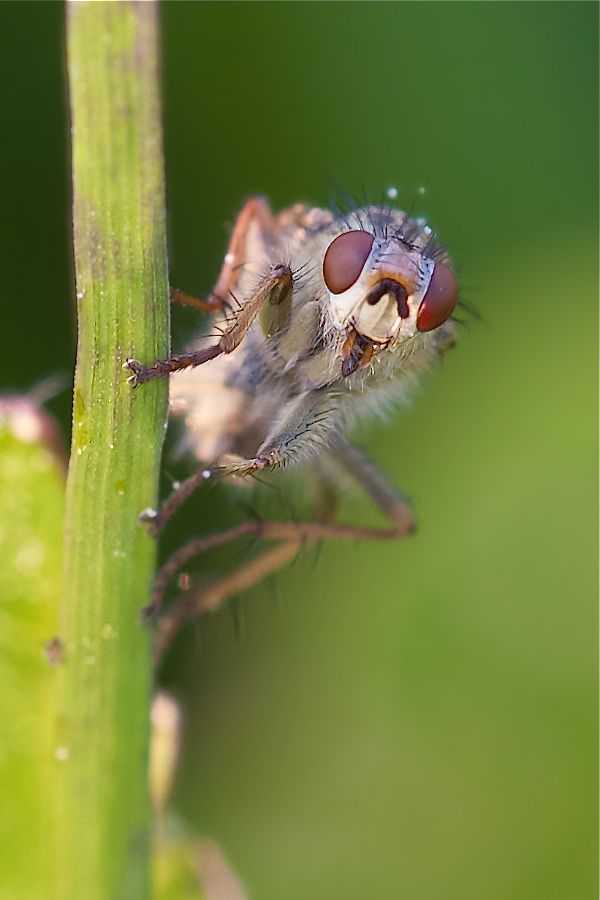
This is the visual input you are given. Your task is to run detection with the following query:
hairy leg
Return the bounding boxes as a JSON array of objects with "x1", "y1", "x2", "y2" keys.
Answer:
[
  {"x1": 141, "y1": 387, "x2": 343, "y2": 534},
  {"x1": 149, "y1": 442, "x2": 414, "y2": 660},
  {"x1": 124, "y1": 263, "x2": 292, "y2": 385},
  {"x1": 142, "y1": 390, "x2": 409, "y2": 536},
  {"x1": 153, "y1": 541, "x2": 301, "y2": 664}
]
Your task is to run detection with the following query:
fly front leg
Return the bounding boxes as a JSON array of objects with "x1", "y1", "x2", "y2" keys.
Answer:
[
  {"x1": 125, "y1": 195, "x2": 280, "y2": 385},
  {"x1": 124, "y1": 263, "x2": 293, "y2": 385}
]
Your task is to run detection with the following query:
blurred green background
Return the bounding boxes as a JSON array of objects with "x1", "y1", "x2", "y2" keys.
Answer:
[{"x1": 1, "y1": 2, "x2": 597, "y2": 898}]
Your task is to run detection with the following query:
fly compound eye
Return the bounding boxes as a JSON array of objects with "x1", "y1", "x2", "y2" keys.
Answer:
[
  {"x1": 416, "y1": 263, "x2": 458, "y2": 332},
  {"x1": 322, "y1": 230, "x2": 374, "y2": 295}
]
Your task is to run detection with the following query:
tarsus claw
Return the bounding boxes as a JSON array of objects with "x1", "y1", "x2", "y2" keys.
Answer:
[
  {"x1": 139, "y1": 507, "x2": 160, "y2": 536},
  {"x1": 123, "y1": 358, "x2": 145, "y2": 386}
]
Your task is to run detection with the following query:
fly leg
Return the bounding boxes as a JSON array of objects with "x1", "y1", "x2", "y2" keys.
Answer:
[
  {"x1": 212, "y1": 196, "x2": 276, "y2": 303},
  {"x1": 142, "y1": 386, "x2": 341, "y2": 534},
  {"x1": 169, "y1": 287, "x2": 223, "y2": 314},
  {"x1": 142, "y1": 381, "x2": 405, "y2": 537},
  {"x1": 124, "y1": 262, "x2": 292, "y2": 385},
  {"x1": 149, "y1": 513, "x2": 412, "y2": 616},
  {"x1": 124, "y1": 196, "x2": 279, "y2": 384},
  {"x1": 212, "y1": 438, "x2": 414, "y2": 536},
  {"x1": 170, "y1": 196, "x2": 278, "y2": 314},
  {"x1": 152, "y1": 475, "x2": 338, "y2": 662},
  {"x1": 149, "y1": 442, "x2": 414, "y2": 659},
  {"x1": 332, "y1": 440, "x2": 415, "y2": 535},
  {"x1": 153, "y1": 541, "x2": 302, "y2": 664}
]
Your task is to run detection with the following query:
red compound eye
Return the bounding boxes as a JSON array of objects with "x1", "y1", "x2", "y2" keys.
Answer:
[
  {"x1": 323, "y1": 230, "x2": 374, "y2": 294},
  {"x1": 416, "y1": 263, "x2": 458, "y2": 332}
]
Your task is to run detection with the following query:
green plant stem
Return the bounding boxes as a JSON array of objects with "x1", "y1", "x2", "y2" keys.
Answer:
[{"x1": 60, "y1": 3, "x2": 169, "y2": 898}]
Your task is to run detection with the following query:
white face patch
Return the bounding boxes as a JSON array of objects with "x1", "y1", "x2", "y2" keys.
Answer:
[
  {"x1": 326, "y1": 239, "x2": 435, "y2": 344},
  {"x1": 353, "y1": 293, "x2": 402, "y2": 343}
]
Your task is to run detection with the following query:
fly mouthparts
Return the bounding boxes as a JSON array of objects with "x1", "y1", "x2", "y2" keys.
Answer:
[{"x1": 365, "y1": 279, "x2": 409, "y2": 318}]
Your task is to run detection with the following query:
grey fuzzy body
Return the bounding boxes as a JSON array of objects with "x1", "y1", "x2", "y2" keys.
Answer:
[{"x1": 170, "y1": 204, "x2": 454, "y2": 467}]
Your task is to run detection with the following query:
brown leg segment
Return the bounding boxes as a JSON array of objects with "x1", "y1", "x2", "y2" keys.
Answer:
[
  {"x1": 147, "y1": 518, "x2": 407, "y2": 618},
  {"x1": 140, "y1": 445, "x2": 289, "y2": 537},
  {"x1": 151, "y1": 513, "x2": 411, "y2": 663},
  {"x1": 153, "y1": 469, "x2": 340, "y2": 661},
  {"x1": 211, "y1": 196, "x2": 276, "y2": 302},
  {"x1": 124, "y1": 196, "x2": 279, "y2": 385},
  {"x1": 153, "y1": 541, "x2": 301, "y2": 664},
  {"x1": 171, "y1": 196, "x2": 277, "y2": 315},
  {"x1": 170, "y1": 287, "x2": 223, "y2": 314},
  {"x1": 124, "y1": 263, "x2": 292, "y2": 385},
  {"x1": 150, "y1": 458, "x2": 414, "y2": 663},
  {"x1": 140, "y1": 468, "x2": 215, "y2": 536}
]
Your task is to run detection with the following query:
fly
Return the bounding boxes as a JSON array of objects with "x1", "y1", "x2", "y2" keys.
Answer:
[{"x1": 124, "y1": 196, "x2": 459, "y2": 658}]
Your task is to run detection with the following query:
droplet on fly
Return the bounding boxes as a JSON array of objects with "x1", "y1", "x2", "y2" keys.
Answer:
[{"x1": 386, "y1": 186, "x2": 399, "y2": 200}]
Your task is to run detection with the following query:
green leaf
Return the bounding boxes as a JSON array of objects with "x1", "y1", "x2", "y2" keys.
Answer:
[{"x1": 0, "y1": 401, "x2": 64, "y2": 900}]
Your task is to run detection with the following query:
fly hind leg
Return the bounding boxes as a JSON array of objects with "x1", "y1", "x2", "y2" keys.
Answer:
[
  {"x1": 153, "y1": 541, "x2": 302, "y2": 664},
  {"x1": 152, "y1": 475, "x2": 351, "y2": 663},
  {"x1": 149, "y1": 442, "x2": 415, "y2": 661}
]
